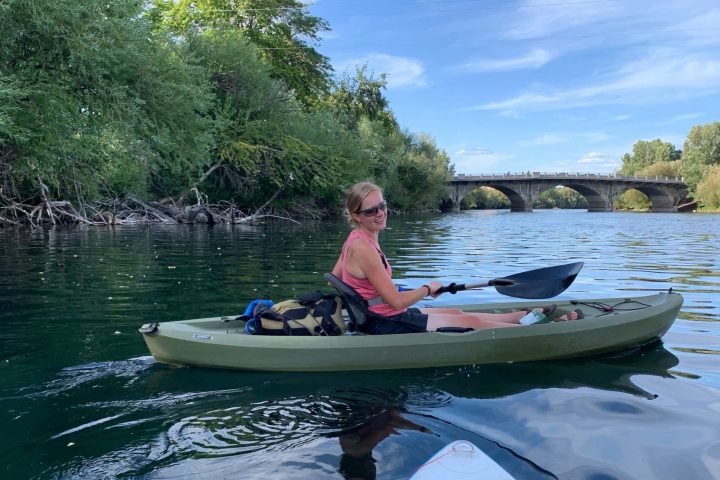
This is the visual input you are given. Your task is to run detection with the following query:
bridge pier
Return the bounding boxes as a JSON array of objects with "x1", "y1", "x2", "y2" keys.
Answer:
[{"x1": 574, "y1": 183, "x2": 615, "y2": 212}]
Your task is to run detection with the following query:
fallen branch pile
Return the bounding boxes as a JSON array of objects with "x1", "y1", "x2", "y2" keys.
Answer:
[{"x1": 0, "y1": 175, "x2": 299, "y2": 228}]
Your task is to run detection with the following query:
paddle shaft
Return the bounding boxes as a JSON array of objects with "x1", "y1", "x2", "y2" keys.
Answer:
[
  {"x1": 436, "y1": 279, "x2": 515, "y2": 294},
  {"x1": 432, "y1": 262, "x2": 583, "y2": 299}
]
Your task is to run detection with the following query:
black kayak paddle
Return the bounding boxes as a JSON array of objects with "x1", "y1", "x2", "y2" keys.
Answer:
[{"x1": 435, "y1": 262, "x2": 583, "y2": 299}]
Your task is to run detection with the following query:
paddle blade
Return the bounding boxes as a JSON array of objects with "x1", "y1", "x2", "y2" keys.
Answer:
[{"x1": 494, "y1": 262, "x2": 583, "y2": 299}]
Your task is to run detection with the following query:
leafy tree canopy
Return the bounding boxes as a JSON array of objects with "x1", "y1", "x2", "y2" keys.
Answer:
[
  {"x1": 0, "y1": 0, "x2": 214, "y2": 201},
  {"x1": 150, "y1": 0, "x2": 332, "y2": 105},
  {"x1": 681, "y1": 121, "x2": 720, "y2": 194},
  {"x1": 323, "y1": 66, "x2": 396, "y2": 131},
  {"x1": 620, "y1": 139, "x2": 679, "y2": 176}
]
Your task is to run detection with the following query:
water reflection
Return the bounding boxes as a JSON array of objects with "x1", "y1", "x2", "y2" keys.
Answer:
[
  {"x1": 336, "y1": 409, "x2": 429, "y2": 479},
  {"x1": 3, "y1": 344, "x2": 682, "y2": 478}
]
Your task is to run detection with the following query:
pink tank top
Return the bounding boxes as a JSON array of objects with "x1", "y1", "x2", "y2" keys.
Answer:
[{"x1": 340, "y1": 230, "x2": 404, "y2": 317}]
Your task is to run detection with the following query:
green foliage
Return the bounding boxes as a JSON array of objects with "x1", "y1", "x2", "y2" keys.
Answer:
[
  {"x1": 681, "y1": 122, "x2": 720, "y2": 195},
  {"x1": 614, "y1": 189, "x2": 651, "y2": 211},
  {"x1": 384, "y1": 133, "x2": 452, "y2": 210},
  {"x1": 696, "y1": 165, "x2": 720, "y2": 210},
  {"x1": 615, "y1": 160, "x2": 685, "y2": 211},
  {"x1": 620, "y1": 139, "x2": 679, "y2": 175},
  {"x1": 0, "y1": 0, "x2": 214, "y2": 201},
  {"x1": 534, "y1": 187, "x2": 588, "y2": 209},
  {"x1": 323, "y1": 66, "x2": 396, "y2": 131},
  {"x1": 636, "y1": 160, "x2": 683, "y2": 178},
  {"x1": 0, "y1": 76, "x2": 29, "y2": 147},
  {"x1": 462, "y1": 186, "x2": 588, "y2": 210},
  {"x1": 319, "y1": 67, "x2": 452, "y2": 211},
  {"x1": 187, "y1": 30, "x2": 367, "y2": 205},
  {"x1": 1, "y1": 0, "x2": 455, "y2": 216},
  {"x1": 461, "y1": 187, "x2": 511, "y2": 209},
  {"x1": 150, "y1": 0, "x2": 332, "y2": 106},
  {"x1": 617, "y1": 139, "x2": 688, "y2": 210}
]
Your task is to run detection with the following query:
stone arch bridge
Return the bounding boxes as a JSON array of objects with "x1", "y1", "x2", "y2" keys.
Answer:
[{"x1": 448, "y1": 172, "x2": 688, "y2": 212}]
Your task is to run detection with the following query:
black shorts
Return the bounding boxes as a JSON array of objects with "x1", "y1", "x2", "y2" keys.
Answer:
[{"x1": 362, "y1": 307, "x2": 428, "y2": 335}]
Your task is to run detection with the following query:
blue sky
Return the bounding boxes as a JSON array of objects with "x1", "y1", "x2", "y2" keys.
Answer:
[{"x1": 309, "y1": 0, "x2": 720, "y2": 175}]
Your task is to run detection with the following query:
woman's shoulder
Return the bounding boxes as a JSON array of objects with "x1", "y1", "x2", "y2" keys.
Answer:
[
  {"x1": 347, "y1": 234, "x2": 376, "y2": 253},
  {"x1": 347, "y1": 230, "x2": 381, "y2": 247}
]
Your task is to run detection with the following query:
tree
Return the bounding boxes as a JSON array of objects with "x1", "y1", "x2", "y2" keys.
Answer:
[
  {"x1": 461, "y1": 187, "x2": 510, "y2": 209},
  {"x1": 681, "y1": 122, "x2": 720, "y2": 195},
  {"x1": 150, "y1": 0, "x2": 332, "y2": 106},
  {"x1": 386, "y1": 133, "x2": 452, "y2": 210},
  {"x1": 637, "y1": 161, "x2": 683, "y2": 178},
  {"x1": 0, "y1": 0, "x2": 214, "y2": 202},
  {"x1": 614, "y1": 189, "x2": 651, "y2": 211},
  {"x1": 620, "y1": 139, "x2": 679, "y2": 175},
  {"x1": 323, "y1": 66, "x2": 396, "y2": 131},
  {"x1": 187, "y1": 30, "x2": 365, "y2": 205},
  {"x1": 535, "y1": 187, "x2": 588, "y2": 209},
  {"x1": 696, "y1": 165, "x2": 720, "y2": 210}
]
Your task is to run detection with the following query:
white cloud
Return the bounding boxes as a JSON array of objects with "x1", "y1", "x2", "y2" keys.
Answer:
[
  {"x1": 518, "y1": 131, "x2": 609, "y2": 147},
  {"x1": 451, "y1": 147, "x2": 513, "y2": 174},
  {"x1": 670, "y1": 113, "x2": 702, "y2": 122},
  {"x1": 578, "y1": 152, "x2": 612, "y2": 164},
  {"x1": 456, "y1": 48, "x2": 553, "y2": 73},
  {"x1": 567, "y1": 152, "x2": 621, "y2": 173},
  {"x1": 335, "y1": 54, "x2": 427, "y2": 88},
  {"x1": 474, "y1": 50, "x2": 720, "y2": 112},
  {"x1": 672, "y1": 8, "x2": 720, "y2": 47},
  {"x1": 503, "y1": 0, "x2": 624, "y2": 41}
]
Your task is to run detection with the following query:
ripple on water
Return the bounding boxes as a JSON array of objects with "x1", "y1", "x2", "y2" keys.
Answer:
[
  {"x1": 6, "y1": 357, "x2": 156, "y2": 400},
  {"x1": 163, "y1": 397, "x2": 351, "y2": 457}
]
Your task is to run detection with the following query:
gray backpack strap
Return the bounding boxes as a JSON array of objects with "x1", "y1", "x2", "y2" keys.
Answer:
[{"x1": 367, "y1": 296, "x2": 385, "y2": 307}]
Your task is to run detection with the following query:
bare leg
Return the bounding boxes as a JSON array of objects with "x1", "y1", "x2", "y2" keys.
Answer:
[
  {"x1": 425, "y1": 312, "x2": 522, "y2": 331},
  {"x1": 419, "y1": 308, "x2": 526, "y2": 324},
  {"x1": 419, "y1": 308, "x2": 464, "y2": 314},
  {"x1": 422, "y1": 308, "x2": 581, "y2": 331}
]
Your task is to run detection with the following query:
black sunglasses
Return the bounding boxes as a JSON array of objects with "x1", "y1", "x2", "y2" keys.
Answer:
[{"x1": 356, "y1": 201, "x2": 387, "y2": 217}]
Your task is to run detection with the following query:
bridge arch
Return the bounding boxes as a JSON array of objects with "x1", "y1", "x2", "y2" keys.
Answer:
[
  {"x1": 448, "y1": 173, "x2": 687, "y2": 213},
  {"x1": 479, "y1": 184, "x2": 530, "y2": 212}
]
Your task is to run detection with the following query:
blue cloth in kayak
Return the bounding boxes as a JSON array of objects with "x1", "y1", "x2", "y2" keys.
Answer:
[
  {"x1": 243, "y1": 299, "x2": 273, "y2": 317},
  {"x1": 242, "y1": 299, "x2": 273, "y2": 335}
]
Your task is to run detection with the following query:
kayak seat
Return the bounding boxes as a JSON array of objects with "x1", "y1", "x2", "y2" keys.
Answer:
[{"x1": 324, "y1": 273, "x2": 378, "y2": 332}]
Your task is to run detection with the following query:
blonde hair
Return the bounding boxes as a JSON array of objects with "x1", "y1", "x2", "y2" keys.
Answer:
[{"x1": 345, "y1": 181, "x2": 382, "y2": 227}]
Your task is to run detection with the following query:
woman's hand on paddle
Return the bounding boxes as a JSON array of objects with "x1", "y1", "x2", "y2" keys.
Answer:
[{"x1": 426, "y1": 281, "x2": 443, "y2": 298}]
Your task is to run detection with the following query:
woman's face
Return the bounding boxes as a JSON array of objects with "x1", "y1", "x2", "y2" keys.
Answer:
[{"x1": 352, "y1": 189, "x2": 388, "y2": 232}]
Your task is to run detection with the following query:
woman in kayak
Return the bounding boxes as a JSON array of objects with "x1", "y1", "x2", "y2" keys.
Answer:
[{"x1": 331, "y1": 181, "x2": 580, "y2": 334}]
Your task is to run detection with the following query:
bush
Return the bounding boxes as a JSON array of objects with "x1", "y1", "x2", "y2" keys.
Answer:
[{"x1": 696, "y1": 165, "x2": 720, "y2": 210}]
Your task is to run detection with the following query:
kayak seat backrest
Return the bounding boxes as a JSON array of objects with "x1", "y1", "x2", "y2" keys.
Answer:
[{"x1": 323, "y1": 273, "x2": 371, "y2": 331}]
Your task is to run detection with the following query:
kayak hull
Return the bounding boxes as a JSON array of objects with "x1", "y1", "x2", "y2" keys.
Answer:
[{"x1": 139, "y1": 291, "x2": 682, "y2": 372}]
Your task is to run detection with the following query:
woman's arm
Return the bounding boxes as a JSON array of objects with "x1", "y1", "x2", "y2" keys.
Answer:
[
  {"x1": 351, "y1": 239, "x2": 438, "y2": 310},
  {"x1": 331, "y1": 253, "x2": 343, "y2": 278}
]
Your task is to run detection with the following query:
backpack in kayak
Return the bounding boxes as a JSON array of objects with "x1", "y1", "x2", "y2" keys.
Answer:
[{"x1": 254, "y1": 292, "x2": 345, "y2": 336}]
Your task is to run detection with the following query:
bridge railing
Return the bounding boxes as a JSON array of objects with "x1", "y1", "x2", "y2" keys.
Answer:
[{"x1": 453, "y1": 172, "x2": 685, "y2": 183}]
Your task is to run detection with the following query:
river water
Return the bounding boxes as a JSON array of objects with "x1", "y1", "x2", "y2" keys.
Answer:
[{"x1": 1, "y1": 210, "x2": 719, "y2": 479}]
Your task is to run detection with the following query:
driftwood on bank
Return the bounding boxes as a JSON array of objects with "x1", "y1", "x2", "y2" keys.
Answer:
[{"x1": 0, "y1": 174, "x2": 299, "y2": 228}]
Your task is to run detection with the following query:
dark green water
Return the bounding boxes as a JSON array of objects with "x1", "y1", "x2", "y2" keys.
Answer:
[{"x1": 1, "y1": 210, "x2": 719, "y2": 479}]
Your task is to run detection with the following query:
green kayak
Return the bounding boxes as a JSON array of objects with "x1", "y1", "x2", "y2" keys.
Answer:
[{"x1": 138, "y1": 290, "x2": 682, "y2": 372}]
